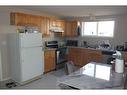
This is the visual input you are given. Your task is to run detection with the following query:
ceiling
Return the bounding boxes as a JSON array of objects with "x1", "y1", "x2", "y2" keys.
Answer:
[{"x1": 19, "y1": 6, "x2": 127, "y2": 18}]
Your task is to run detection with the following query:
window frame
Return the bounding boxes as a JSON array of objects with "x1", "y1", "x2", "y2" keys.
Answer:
[{"x1": 81, "y1": 20, "x2": 115, "y2": 38}]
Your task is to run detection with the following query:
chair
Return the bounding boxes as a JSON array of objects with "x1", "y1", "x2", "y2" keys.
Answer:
[{"x1": 64, "y1": 61, "x2": 77, "y2": 75}]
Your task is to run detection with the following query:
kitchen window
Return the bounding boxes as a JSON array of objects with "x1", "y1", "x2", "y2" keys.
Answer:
[{"x1": 81, "y1": 20, "x2": 115, "y2": 37}]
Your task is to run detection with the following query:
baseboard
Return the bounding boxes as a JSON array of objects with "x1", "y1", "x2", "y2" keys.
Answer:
[
  {"x1": 20, "y1": 75, "x2": 42, "y2": 85},
  {"x1": 0, "y1": 77, "x2": 11, "y2": 82}
]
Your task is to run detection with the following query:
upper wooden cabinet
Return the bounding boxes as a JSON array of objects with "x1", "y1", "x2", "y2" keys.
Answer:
[
  {"x1": 40, "y1": 17, "x2": 51, "y2": 37},
  {"x1": 50, "y1": 19, "x2": 65, "y2": 27},
  {"x1": 49, "y1": 19, "x2": 65, "y2": 31},
  {"x1": 10, "y1": 12, "x2": 41, "y2": 28},
  {"x1": 10, "y1": 12, "x2": 78, "y2": 37},
  {"x1": 64, "y1": 21, "x2": 78, "y2": 37}
]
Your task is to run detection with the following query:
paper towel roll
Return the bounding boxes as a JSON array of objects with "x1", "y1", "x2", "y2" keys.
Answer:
[{"x1": 115, "y1": 59, "x2": 124, "y2": 73}]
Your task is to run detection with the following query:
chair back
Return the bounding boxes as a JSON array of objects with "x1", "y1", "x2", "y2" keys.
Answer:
[{"x1": 65, "y1": 61, "x2": 77, "y2": 75}]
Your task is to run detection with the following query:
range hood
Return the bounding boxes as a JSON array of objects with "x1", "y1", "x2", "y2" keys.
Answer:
[{"x1": 49, "y1": 26, "x2": 64, "y2": 32}]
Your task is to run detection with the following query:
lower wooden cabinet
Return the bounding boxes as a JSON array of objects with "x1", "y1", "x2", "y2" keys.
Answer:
[
  {"x1": 123, "y1": 52, "x2": 127, "y2": 67},
  {"x1": 68, "y1": 48, "x2": 86, "y2": 67},
  {"x1": 68, "y1": 48, "x2": 103, "y2": 67},
  {"x1": 86, "y1": 49, "x2": 103, "y2": 63},
  {"x1": 44, "y1": 49, "x2": 56, "y2": 73}
]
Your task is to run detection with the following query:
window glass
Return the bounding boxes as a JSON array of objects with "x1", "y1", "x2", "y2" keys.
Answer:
[
  {"x1": 82, "y1": 22, "x2": 97, "y2": 36},
  {"x1": 98, "y1": 21, "x2": 115, "y2": 37},
  {"x1": 81, "y1": 20, "x2": 115, "y2": 37}
]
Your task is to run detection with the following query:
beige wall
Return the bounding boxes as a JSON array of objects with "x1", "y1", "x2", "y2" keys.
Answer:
[
  {"x1": 0, "y1": 7, "x2": 63, "y2": 81},
  {"x1": 66, "y1": 14, "x2": 127, "y2": 48}
]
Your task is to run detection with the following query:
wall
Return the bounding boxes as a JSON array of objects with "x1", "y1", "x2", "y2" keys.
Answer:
[
  {"x1": 65, "y1": 14, "x2": 127, "y2": 48},
  {"x1": 0, "y1": 7, "x2": 63, "y2": 81}
]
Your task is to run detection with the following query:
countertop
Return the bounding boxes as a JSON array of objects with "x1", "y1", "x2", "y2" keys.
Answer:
[
  {"x1": 43, "y1": 46, "x2": 127, "y2": 55},
  {"x1": 66, "y1": 46, "x2": 96, "y2": 50},
  {"x1": 66, "y1": 46, "x2": 116, "y2": 55},
  {"x1": 43, "y1": 46, "x2": 67, "y2": 51},
  {"x1": 43, "y1": 48, "x2": 57, "y2": 51},
  {"x1": 43, "y1": 46, "x2": 116, "y2": 55},
  {"x1": 58, "y1": 62, "x2": 127, "y2": 89}
]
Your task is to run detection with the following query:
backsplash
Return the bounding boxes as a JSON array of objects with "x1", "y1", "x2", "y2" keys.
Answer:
[{"x1": 65, "y1": 36, "x2": 115, "y2": 49}]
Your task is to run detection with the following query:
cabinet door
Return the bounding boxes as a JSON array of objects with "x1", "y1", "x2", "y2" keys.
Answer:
[
  {"x1": 86, "y1": 50, "x2": 103, "y2": 63},
  {"x1": 27, "y1": 15, "x2": 36, "y2": 26},
  {"x1": 80, "y1": 49, "x2": 87, "y2": 66},
  {"x1": 71, "y1": 21, "x2": 78, "y2": 36},
  {"x1": 50, "y1": 19, "x2": 56, "y2": 27},
  {"x1": 64, "y1": 21, "x2": 72, "y2": 37},
  {"x1": 68, "y1": 48, "x2": 85, "y2": 66},
  {"x1": 68, "y1": 48, "x2": 76, "y2": 64},
  {"x1": 60, "y1": 21, "x2": 65, "y2": 31},
  {"x1": 53, "y1": 20, "x2": 65, "y2": 37},
  {"x1": 123, "y1": 52, "x2": 127, "y2": 62},
  {"x1": 68, "y1": 48, "x2": 102, "y2": 67},
  {"x1": 41, "y1": 17, "x2": 51, "y2": 37},
  {"x1": 15, "y1": 13, "x2": 27, "y2": 26},
  {"x1": 44, "y1": 50, "x2": 56, "y2": 73},
  {"x1": 10, "y1": 12, "x2": 41, "y2": 28},
  {"x1": 64, "y1": 21, "x2": 78, "y2": 37}
]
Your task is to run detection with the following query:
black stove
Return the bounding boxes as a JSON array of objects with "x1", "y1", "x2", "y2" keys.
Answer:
[{"x1": 45, "y1": 41, "x2": 58, "y2": 48}]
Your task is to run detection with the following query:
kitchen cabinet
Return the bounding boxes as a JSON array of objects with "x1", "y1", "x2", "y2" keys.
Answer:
[
  {"x1": 41, "y1": 18, "x2": 66, "y2": 37},
  {"x1": 56, "y1": 20, "x2": 66, "y2": 37},
  {"x1": 68, "y1": 48, "x2": 87, "y2": 67},
  {"x1": 41, "y1": 17, "x2": 51, "y2": 37},
  {"x1": 44, "y1": 49, "x2": 56, "y2": 73},
  {"x1": 68, "y1": 48, "x2": 103, "y2": 67},
  {"x1": 64, "y1": 21, "x2": 78, "y2": 37},
  {"x1": 10, "y1": 12, "x2": 66, "y2": 37},
  {"x1": 86, "y1": 49, "x2": 103, "y2": 63},
  {"x1": 123, "y1": 52, "x2": 127, "y2": 64},
  {"x1": 71, "y1": 21, "x2": 78, "y2": 36},
  {"x1": 10, "y1": 12, "x2": 41, "y2": 28},
  {"x1": 123, "y1": 52, "x2": 127, "y2": 62},
  {"x1": 50, "y1": 19, "x2": 65, "y2": 36},
  {"x1": 50, "y1": 19, "x2": 65, "y2": 29},
  {"x1": 49, "y1": 18, "x2": 56, "y2": 27}
]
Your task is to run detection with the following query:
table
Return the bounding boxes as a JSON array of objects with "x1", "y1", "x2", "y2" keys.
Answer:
[{"x1": 58, "y1": 62, "x2": 127, "y2": 89}]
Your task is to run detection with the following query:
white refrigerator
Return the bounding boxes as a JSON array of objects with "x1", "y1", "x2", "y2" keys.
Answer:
[{"x1": 8, "y1": 33, "x2": 44, "y2": 84}]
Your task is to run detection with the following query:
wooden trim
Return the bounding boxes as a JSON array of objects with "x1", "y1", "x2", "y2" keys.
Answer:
[{"x1": 19, "y1": 75, "x2": 42, "y2": 85}]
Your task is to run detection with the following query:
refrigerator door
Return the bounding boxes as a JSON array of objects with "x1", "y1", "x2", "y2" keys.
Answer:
[
  {"x1": 20, "y1": 47, "x2": 44, "y2": 82},
  {"x1": 20, "y1": 33, "x2": 42, "y2": 48}
]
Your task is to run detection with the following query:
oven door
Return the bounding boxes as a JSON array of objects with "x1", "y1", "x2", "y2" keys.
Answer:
[
  {"x1": 56, "y1": 51, "x2": 60, "y2": 64},
  {"x1": 56, "y1": 47, "x2": 67, "y2": 64}
]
